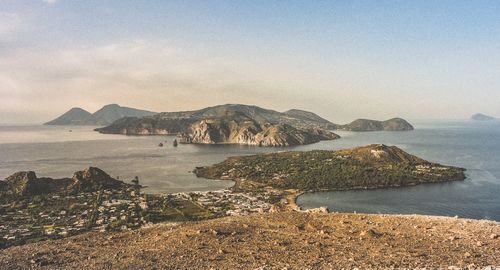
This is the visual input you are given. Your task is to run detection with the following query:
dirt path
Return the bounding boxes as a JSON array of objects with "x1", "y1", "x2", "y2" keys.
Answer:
[{"x1": 1, "y1": 212, "x2": 499, "y2": 269}]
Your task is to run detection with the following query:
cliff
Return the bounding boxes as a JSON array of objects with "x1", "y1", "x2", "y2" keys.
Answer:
[
  {"x1": 180, "y1": 113, "x2": 339, "y2": 147},
  {"x1": 340, "y1": 118, "x2": 414, "y2": 131},
  {"x1": 195, "y1": 144, "x2": 465, "y2": 191}
]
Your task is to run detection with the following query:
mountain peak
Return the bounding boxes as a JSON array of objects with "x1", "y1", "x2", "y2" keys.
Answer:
[{"x1": 101, "y1": 103, "x2": 121, "y2": 108}]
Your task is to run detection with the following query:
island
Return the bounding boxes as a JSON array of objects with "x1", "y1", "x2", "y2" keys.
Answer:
[
  {"x1": 96, "y1": 104, "x2": 340, "y2": 147},
  {"x1": 45, "y1": 104, "x2": 157, "y2": 126},
  {"x1": 339, "y1": 118, "x2": 414, "y2": 131},
  {"x1": 195, "y1": 144, "x2": 465, "y2": 191},
  {"x1": 471, "y1": 113, "x2": 496, "y2": 121}
]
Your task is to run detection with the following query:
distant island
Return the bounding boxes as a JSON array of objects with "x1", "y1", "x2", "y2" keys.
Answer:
[
  {"x1": 93, "y1": 104, "x2": 415, "y2": 146},
  {"x1": 46, "y1": 103, "x2": 415, "y2": 146},
  {"x1": 96, "y1": 104, "x2": 340, "y2": 146},
  {"x1": 339, "y1": 118, "x2": 414, "y2": 131},
  {"x1": 44, "y1": 104, "x2": 157, "y2": 126},
  {"x1": 471, "y1": 113, "x2": 496, "y2": 121},
  {"x1": 195, "y1": 144, "x2": 465, "y2": 191}
]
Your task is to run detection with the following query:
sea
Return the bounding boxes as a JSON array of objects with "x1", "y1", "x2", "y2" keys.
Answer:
[{"x1": 1, "y1": 121, "x2": 499, "y2": 221}]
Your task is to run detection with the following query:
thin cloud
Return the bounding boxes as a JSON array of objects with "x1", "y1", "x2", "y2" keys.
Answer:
[
  {"x1": 0, "y1": 40, "x2": 297, "y2": 123},
  {"x1": 42, "y1": 0, "x2": 59, "y2": 4}
]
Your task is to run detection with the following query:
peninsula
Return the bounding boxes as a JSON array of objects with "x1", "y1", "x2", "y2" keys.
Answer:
[{"x1": 195, "y1": 144, "x2": 465, "y2": 191}]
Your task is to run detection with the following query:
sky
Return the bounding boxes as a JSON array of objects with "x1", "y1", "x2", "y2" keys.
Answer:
[{"x1": 1, "y1": 0, "x2": 500, "y2": 124}]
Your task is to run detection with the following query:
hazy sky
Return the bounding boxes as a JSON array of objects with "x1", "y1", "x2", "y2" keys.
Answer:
[{"x1": 1, "y1": 0, "x2": 500, "y2": 124}]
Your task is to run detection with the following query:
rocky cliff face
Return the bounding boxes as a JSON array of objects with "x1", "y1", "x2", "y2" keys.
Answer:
[
  {"x1": 2, "y1": 171, "x2": 39, "y2": 196},
  {"x1": 180, "y1": 114, "x2": 339, "y2": 147},
  {"x1": 0, "y1": 167, "x2": 128, "y2": 196},
  {"x1": 340, "y1": 118, "x2": 414, "y2": 131}
]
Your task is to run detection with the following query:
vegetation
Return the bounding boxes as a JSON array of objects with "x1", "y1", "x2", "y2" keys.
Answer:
[{"x1": 195, "y1": 144, "x2": 466, "y2": 191}]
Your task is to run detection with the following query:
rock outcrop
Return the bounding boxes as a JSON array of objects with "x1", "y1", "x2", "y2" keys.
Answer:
[
  {"x1": 67, "y1": 167, "x2": 127, "y2": 193},
  {"x1": 340, "y1": 118, "x2": 414, "y2": 131},
  {"x1": 0, "y1": 167, "x2": 128, "y2": 196}
]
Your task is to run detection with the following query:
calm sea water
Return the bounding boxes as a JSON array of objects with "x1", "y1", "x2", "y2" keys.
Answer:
[
  {"x1": 1, "y1": 121, "x2": 499, "y2": 220},
  {"x1": 297, "y1": 120, "x2": 500, "y2": 221}
]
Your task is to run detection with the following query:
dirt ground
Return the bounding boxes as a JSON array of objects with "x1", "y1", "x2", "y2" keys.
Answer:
[{"x1": 1, "y1": 212, "x2": 499, "y2": 269}]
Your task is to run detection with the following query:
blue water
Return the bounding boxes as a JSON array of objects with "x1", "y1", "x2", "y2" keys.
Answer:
[
  {"x1": 1, "y1": 121, "x2": 499, "y2": 220},
  {"x1": 296, "y1": 120, "x2": 500, "y2": 221}
]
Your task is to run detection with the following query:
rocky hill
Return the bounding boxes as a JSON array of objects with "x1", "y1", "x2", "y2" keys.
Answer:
[
  {"x1": 1, "y1": 211, "x2": 498, "y2": 269},
  {"x1": 179, "y1": 112, "x2": 339, "y2": 147},
  {"x1": 471, "y1": 113, "x2": 496, "y2": 121},
  {"x1": 96, "y1": 104, "x2": 340, "y2": 146},
  {"x1": 195, "y1": 144, "x2": 465, "y2": 191},
  {"x1": 45, "y1": 104, "x2": 157, "y2": 126},
  {"x1": 340, "y1": 118, "x2": 414, "y2": 131},
  {"x1": 0, "y1": 167, "x2": 128, "y2": 196}
]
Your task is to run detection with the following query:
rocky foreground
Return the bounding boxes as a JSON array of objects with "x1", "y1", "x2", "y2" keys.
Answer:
[{"x1": 1, "y1": 212, "x2": 498, "y2": 269}]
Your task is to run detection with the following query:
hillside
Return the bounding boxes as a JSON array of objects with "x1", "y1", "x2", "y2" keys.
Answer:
[
  {"x1": 195, "y1": 144, "x2": 465, "y2": 191},
  {"x1": 1, "y1": 211, "x2": 498, "y2": 269},
  {"x1": 45, "y1": 104, "x2": 157, "y2": 126},
  {"x1": 340, "y1": 118, "x2": 414, "y2": 131},
  {"x1": 179, "y1": 112, "x2": 339, "y2": 147}
]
